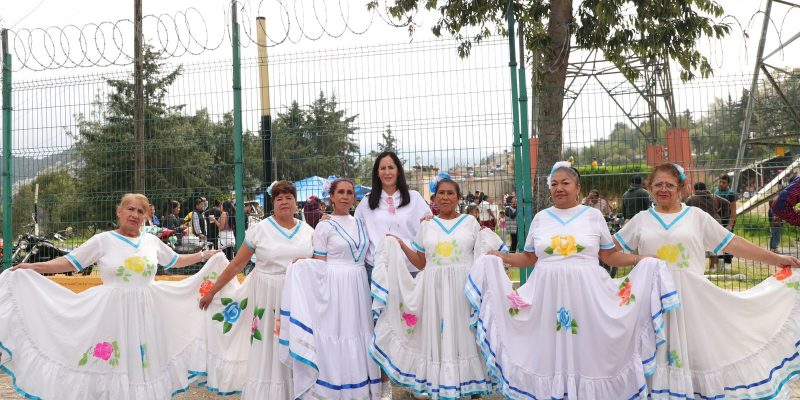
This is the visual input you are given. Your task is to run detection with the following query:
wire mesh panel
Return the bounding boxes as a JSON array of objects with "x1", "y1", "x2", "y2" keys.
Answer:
[
  {"x1": 556, "y1": 64, "x2": 800, "y2": 290},
  {"x1": 1, "y1": 18, "x2": 798, "y2": 285},
  {"x1": 1, "y1": 37, "x2": 518, "y2": 275}
]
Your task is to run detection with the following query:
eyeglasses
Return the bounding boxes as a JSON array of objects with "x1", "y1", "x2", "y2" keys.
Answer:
[
  {"x1": 386, "y1": 196, "x2": 396, "y2": 215},
  {"x1": 652, "y1": 182, "x2": 678, "y2": 190}
]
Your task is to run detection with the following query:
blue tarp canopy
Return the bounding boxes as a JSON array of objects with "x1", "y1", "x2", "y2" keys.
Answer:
[
  {"x1": 254, "y1": 177, "x2": 371, "y2": 203},
  {"x1": 294, "y1": 176, "x2": 328, "y2": 201}
]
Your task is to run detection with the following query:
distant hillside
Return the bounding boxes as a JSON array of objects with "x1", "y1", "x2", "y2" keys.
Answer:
[{"x1": 0, "y1": 148, "x2": 75, "y2": 184}]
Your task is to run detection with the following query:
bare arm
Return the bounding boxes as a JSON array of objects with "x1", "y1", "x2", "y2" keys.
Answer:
[
  {"x1": 171, "y1": 249, "x2": 221, "y2": 269},
  {"x1": 723, "y1": 236, "x2": 800, "y2": 267},
  {"x1": 599, "y1": 246, "x2": 642, "y2": 267},
  {"x1": 199, "y1": 246, "x2": 254, "y2": 309},
  {"x1": 12, "y1": 256, "x2": 76, "y2": 274},
  {"x1": 216, "y1": 211, "x2": 228, "y2": 230},
  {"x1": 490, "y1": 251, "x2": 537, "y2": 268},
  {"x1": 728, "y1": 201, "x2": 737, "y2": 230}
]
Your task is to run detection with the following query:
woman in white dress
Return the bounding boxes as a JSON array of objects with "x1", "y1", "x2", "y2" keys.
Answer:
[
  {"x1": 198, "y1": 181, "x2": 314, "y2": 399},
  {"x1": 279, "y1": 178, "x2": 381, "y2": 399},
  {"x1": 466, "y1": 162, "x2": 679, "y2": 399},
  {"x1": 355, "y1": 151, "x2": 432, "y2": 400},
  {"x1": 0, "y1": 193, "x2": 222, "y2": 400},
  {"x1": 614, "y1": 163, "x2": 800, "y2": 399},
  {"x1": 370, "y1": 177, "x2": 499, "y2": 399}
]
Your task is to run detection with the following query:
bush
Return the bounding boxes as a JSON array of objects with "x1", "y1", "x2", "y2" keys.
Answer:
[{"x1": 574, "y1": 164, "x2": 651, "y2": 200}]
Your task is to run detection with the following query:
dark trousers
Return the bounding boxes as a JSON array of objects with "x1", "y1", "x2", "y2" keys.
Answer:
[{"x1": 510, "y1": 233, "x2": 518, "y2": 252}]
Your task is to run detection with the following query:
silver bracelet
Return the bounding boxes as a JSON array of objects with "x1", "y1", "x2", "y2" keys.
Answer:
[{"x1": 200, "y1": 251, "x2": 206, "y2": 262}]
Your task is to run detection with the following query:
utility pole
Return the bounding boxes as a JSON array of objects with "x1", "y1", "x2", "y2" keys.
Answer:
[{"x1": 133, "y1": 0, "x2": 145, "y2": 191}]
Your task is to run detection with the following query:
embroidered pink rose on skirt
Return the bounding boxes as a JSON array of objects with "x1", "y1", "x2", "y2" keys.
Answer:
[
  {"x1": 93, "y1": 342, "x2": 114, "y2": 361},
  {"x1": 507, "y1": 290, "x2": 530, "y2": 316}
]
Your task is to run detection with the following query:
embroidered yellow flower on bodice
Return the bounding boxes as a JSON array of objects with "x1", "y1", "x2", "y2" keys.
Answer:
[
  {"x1": 657, "y1": 245, "x2": 680, "y2": 264},
  {"x1": 435, "y1": 241, "x2": 455, "y2": 258},
  {"x1": 656, "y1": 244, "x2": 689, "y2": 268},
  {"x1": 545, "y1": 235, "x2": 583, "y2": 256},
  {"x1": 431, "y1": 239, "x2": 461, "y2": 265},
  {"x1": 124, "y1": 256, "x2": 146, "y2": 273}
]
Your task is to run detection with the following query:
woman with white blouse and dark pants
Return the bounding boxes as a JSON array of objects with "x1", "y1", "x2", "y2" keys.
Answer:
[{"x1": 353, "y1": 151, "x2": 431, "y2": 400}]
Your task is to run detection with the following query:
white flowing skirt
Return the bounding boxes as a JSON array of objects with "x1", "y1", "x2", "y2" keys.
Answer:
[
  {"x1": 465, "y1": 256, "x2": 679, "y2": 400},
  {"x1": 279, "y1": 259, "x2": 381, "y2": 399},
  {"x1": 201, "y1": 264, "x2": 293, "y2": 399},
  {"x1": 0, "y1": 255, "x2": 230, "y2": 400},
  {"x1": 648, "y1": 267, "x2": 800, "y2": 399},
  {"x1": 369, "y1": 238, "x2": 494, "y2": 399}
]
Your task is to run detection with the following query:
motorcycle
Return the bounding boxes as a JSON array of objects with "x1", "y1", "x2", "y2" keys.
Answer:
[
  {"x1": 142, "y1": 225, "x2": 211, "y2": 275},
  {"x1": 11, "y1": 229, "x2": 73, "y2": 275}
]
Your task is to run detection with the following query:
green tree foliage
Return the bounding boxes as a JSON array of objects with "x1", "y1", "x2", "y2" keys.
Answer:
[
  {"x1": 372, "y1": 0, "x2": 729, "y2": 210},
  {"x1": 71, "y1": 45, "x2": 261, "y2": 222},
  {"x1": 379, "y1": 124, "x2": 399, "y2": 153},
  {"x1": 577, "y1": 122, "x2": 641, "y2": 166},
  {"x1": 694, "y1": 68, "x2": 800, "y2": 170},
  {"x1": 694, "y1": 94, "x2": 748, "y2": 167},
  {"x1": 10, "y1": 170, "x2": 81, "y2": 235},
  {"x1": 273, "y1": 92, "x2": 360, "y2": 180}
]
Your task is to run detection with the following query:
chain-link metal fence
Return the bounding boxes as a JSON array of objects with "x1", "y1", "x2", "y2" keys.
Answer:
[{"x1": 2, "y1": 12, "x2": 798, "y2": 287}]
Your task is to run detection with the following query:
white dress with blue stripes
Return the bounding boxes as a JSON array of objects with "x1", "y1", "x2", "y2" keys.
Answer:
[
  {"x1": 200, "y1": 217, "x2": 314, "y2": 399},
  {"x1": 465, "y1": 205, "x2": 679, "y2": 400},
  {"x1": 616, "y1": 204, "x2": 800, "y2": 399},
  {"x1": 0, "y1": 230, "x2": 219, "y2": 399},
  {"x1": 279, "y1": 215, "x2": 381, "y2": 399},
  {"x1": 369, "y1": 215, "x2": 503, "y2": 399}
]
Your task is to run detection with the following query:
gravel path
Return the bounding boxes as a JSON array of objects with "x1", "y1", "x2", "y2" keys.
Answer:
[{"x1": 0, "y1": 374, "x2": 797, "y2": 399}]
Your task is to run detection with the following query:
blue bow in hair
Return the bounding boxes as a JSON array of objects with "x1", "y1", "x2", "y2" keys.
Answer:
[{"x1": 673, "y1": 164, "x2": 686, "y2": 182}]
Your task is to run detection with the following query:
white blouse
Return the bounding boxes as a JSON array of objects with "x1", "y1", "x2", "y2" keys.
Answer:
[{"x1": 355, "y1": 189, "x2": 432, "y2": 270}]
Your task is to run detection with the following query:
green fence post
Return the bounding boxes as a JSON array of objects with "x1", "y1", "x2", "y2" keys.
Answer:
[
  {"x1": 506, "y1": 2, "x2": 533, "y2": 284},
  {"x1": 2, "y1": 30, "x2": 12, "y2": 271},
  {"x1": 515, "y1": 21, "x2": 535, "y2": 284},
  {"x1": 231, "y1": 2, "x2": 246, "y2": 248}
]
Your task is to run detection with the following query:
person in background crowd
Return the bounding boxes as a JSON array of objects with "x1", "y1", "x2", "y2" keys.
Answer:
[
  {"x1": 212, "y1": 200, "x2": 236, "y2": 260},
  {"x1": 465, "y1": 190, "x2": 478, "y2": 205},
  {"x1": 467, "y1": 205, "x2": 480, "y2": 222},
  {"x1": 163, "y1": 200, "x2": 185, "y2": 243},
  {"x1": 621, "y1": 176, "x2": 651, "y2": 222},
  {"x1": 591, "y1": 157, "x2": 599, "y2": 168},
  {"x1": 685, "y1": 181, "x2": 730, "y2": 272},
  {"x1": 429, "y1": 193, "x2": 440, "y2": 216},
  {"x1": 303, "y1": 195, "x2": 324, "y2": 229},
  {"x1": 205, "y1": 199, "x2": 222, "y2": 250},
  {"x1": 192, "y1": 197, "x2": 208, "y2": 241},
  {"x1": 567, "y1": 155, "x2": 575, "y2": 166},
  {"x1": 477, "y1": 194, "x2": 496, "y2": 230},
  {"x1": 714, "y1": 174, "x2": 738, "y2": 271},
  {"x1": 769, "y1": 206, "x2": 782, "y2": 253},
  {"x1": 505, "y1": 195, "x2": 518, "y2": 251},
  {"x1": 583, "y1": 188, "x2": 611, "y2": 216},
  {"x1": 144, "y1": 203, "x2": 160, "y2": 227}
]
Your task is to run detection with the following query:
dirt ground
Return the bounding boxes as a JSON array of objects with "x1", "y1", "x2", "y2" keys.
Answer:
[{"x1": 0, "y1": 374, "x2": 797, "y2": 399}]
